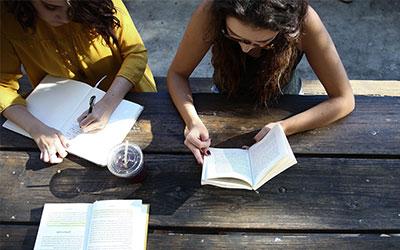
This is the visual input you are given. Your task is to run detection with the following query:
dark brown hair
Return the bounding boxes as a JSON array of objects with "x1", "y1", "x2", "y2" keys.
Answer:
[
  {"x1": 5, "y1": 0, "x2": 120, "y2": 46},
  {"x1": 209, "y1": 0, "x2": 308, "y2": 106}
]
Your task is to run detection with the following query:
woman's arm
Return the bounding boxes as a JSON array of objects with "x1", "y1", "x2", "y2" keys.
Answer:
[
  {"x1": 78, "y1": 76, "x2": 132, "y2": 132},
  {"x1": 255, "y1": 6, "x2": 355, "y2": 141},
  {"x1": 79, "y1": 0, "x2": 154, "y2": 131},
  {"x1": 3, "y1": 105, "x2": 69, "y2": 163},
  {"x1": 167, "y1": 0, "x2": 213, "y2": 164},
  {"x1": 1, "y1": 27, "x2": 69, "y2": 163}
]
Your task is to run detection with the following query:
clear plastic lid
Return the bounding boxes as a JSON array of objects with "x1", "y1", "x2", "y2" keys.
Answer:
[{"x1": 107, "y1": 142, "x2": 143, "y2": 178}]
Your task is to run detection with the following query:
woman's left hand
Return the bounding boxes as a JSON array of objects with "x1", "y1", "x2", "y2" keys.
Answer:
[
  {"x1": 77, "y1": 97, "x2": 116, "y2": 133},
  {"x1": 254, "y1": 121, "x2": 285, "y2": 142}
]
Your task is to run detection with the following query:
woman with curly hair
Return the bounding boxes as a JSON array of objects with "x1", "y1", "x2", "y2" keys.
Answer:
[
  {"x1": 1, "y1": 0, "x2": 156, "y2": 163},
  {"x1": 167, "y1": 0, "x2": 355, "y2": 164}
]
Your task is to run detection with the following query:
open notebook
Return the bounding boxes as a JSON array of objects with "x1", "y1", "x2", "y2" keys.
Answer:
[
  {"x1": 202, "y1": 124, "x2": 297, "y2": 190},
  {"x1": 2, "y1": 75, "x2": 143, "y2": 166},
  {"x1": 34, "y1": 200, "x2": 149, "y2": 250}
]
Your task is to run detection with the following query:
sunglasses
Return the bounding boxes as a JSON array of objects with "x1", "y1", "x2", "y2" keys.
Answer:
[{"x1": 221, "y1": 26, "x2": 278, "y2": 49}]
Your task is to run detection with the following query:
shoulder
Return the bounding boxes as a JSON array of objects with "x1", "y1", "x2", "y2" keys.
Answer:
[
  {"x1": 112, "y1": 0, "x2": 128, "y2": 13},
  {"x1": 302, "y1": 6, "x2": 325, "y2": 34},
  {"x1": 297, "y1": 6, "x2": 329, "y2": 51},
  {"x1": 198, "y1": 0, "x2": 213, "y2": 11},
  {"x1": 195, "y1": 0, "x2": 213, "y2": 18},
  {"x1": 111, "y1": 0, "x2": 131, "y2": 22},
  {"x1": 188, "y1": 0, "x2": 214, "y2": 34}
]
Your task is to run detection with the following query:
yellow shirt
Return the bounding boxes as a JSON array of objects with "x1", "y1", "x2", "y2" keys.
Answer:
[{"x1": 0, "y1": 0, "x2": 156, "y2": 113}]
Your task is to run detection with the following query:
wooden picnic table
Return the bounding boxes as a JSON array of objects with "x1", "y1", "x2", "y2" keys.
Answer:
[{"x1": 1, "y1": 80, "x2": 400, "y2": 249}]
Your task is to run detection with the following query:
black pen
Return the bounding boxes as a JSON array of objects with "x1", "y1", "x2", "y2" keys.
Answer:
[
  {"x1": 85, "y1": 75, "x2": 106, "y2": 117},
  {"x1": 88, "y1": 95, "x2": 96, "y2": 115}
]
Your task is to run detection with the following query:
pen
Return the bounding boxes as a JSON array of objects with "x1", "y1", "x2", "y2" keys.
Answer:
[
  {"x1": 86, "y1": 75, "x2": 106, "y2": 116},
  {"x1": 88, "y1": 95, "x2": 96, "y2": 115}
]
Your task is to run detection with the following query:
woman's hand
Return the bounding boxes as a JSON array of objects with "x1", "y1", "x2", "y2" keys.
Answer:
[
  {"x1": 2, "y1": 105, "x2": 69, "y2": 164},
  {"x1": 254, "y1": 122, "x2": 284, "y2": 142},
  {"x1": 77, "y1": 97, "x2": 115, "y2": 133},
  {"x1": 30, "y1": 124, "x2": 69, "y2": 164},
  {"x1": 78, "y1": 76, "x2": 134, "y2": 133},
  {"x1": 184, "y1": 121, "x2": 211, "y2": 165}
]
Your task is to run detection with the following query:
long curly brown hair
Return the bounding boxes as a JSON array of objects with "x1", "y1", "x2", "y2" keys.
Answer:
[
  {"x1": 209, "y1": 0, "x2": 308, "y2": 106},
  {"x1": 4, "y1": 0, "x2": 120, "y2": 46}
]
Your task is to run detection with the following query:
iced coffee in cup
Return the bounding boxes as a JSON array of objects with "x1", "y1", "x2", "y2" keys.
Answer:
[{"x1": 107, "y1": 142, "x2": 146, "y2": 182}]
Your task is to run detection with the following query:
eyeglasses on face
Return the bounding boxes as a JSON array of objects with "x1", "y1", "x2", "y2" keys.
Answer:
[{"x1": 221, "y1": 26, "x2": 278, "y2": 49}]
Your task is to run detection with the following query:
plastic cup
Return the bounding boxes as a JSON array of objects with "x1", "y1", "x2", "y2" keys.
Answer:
[{"x1": 107, "y1": 143, "x2": 146, "y2": 182}]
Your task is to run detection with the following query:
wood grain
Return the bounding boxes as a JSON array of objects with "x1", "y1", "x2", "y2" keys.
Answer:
[
  {"x1": 1, "y1": 94, "x2": 399, "y2": 156},
  {"x1": 1, "y1": 151, "x2": 399, "y2": 231},
  {"x1": 1, "y1": 225, "x2": 400, "y2": 250}
]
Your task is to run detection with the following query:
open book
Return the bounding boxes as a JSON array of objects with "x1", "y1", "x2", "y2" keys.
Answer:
[
  {"x1": 2, "y1": 75, "x2": 143, "y2": 166},
  {"x1": 34, "y1": 200, "x2": 149, "y2": 250},
  {"x1": 202, "y1": 124, "x2": 297, "y2": 190}
]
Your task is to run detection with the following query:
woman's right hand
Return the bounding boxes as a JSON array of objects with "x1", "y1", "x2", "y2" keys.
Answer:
[
  {"x1": 30, "y1": 124, "x2": 69, "y2": 164},
  {"x1": 184, "y1": 121, "x2": 211, "y2": 165}
]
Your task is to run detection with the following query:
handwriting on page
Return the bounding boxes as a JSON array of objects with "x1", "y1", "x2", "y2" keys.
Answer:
[{"x1": 64, "y1": 123, "x2": 81, "y2": 140}]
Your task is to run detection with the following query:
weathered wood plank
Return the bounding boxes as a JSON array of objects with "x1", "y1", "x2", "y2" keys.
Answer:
[
  {"x1": 1, "y1": 94, "x2": 399, "y2": 156},
  {"x1": 154, "y1": 77, "x2": 400, "y2": 97},
  {"x1": 1, "y1": 225, "x2": 400, "y2": 250},
  {"x1": 301, "y1": 80, "x2": 400, "y2": 97},
  {"x1": 1, "y1": 152, "x2": 399, "y2": 230}
]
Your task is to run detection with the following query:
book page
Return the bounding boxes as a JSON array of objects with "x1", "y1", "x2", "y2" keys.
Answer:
[
  {"x1": 34, "y1": 203, "x2": 92, "y2": 250},
  {"x1": 86, "y1": 200, "x2": 148, "y2": 250},
  {"x1": 248, "y1": 124, "x2": 288, "y2": 186},
  {"x1": 2, "y1": 76, "x2": 91, "y2": 138},
  {"x1": 61, "y1": 88, "x2": 143, "y2": 166},
  {"x1": 202, "y1": 148, "x2": 252, "y2": 188}
]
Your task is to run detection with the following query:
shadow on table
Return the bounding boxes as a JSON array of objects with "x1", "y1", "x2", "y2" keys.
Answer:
[{"x1": 42, "y1": 141, "x2": 201, "y2": 216}]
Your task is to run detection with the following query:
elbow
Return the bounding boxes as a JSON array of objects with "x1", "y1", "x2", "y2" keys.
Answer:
[
  {"x1": 166, "y1": 68, "x2": 175, "y2": 90},
  {"x1": 166, "y1": 69, "x2": 176, "y2": 93},
  {"x1": 166, "y1": 68, "x2": 189, "y2": 92},
  {"x1": 339, "y1": 93, "x2": 355, "y2": 118},
  {"x1": 346, "y1": 93, "x2": 355, "y2": 114}
]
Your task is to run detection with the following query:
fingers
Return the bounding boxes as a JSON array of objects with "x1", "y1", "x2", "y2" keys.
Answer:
[
  {"x1": 184, "y1": 137, "x2": 210, "y2": 165},
  {"x1": 42, "y1": 147, "x2": 63, "y2": 164},
  {"x1": 54, "y1": 136, "x2": 68, "y2": 158},
  {"x1": 57, "y1": 133, "x2": 70, "y2": 149},
  {"x1": 254, "y1": 126, "x2": 272, "y2": 142},
  {"x1": 79, "y1": 113, "x2": 106, "y2": 133},
  {"x1": 185, "y1": 134, "x2": 211, "y2": 162},
  {"x1": 77, "y1": 111, "x2": 87, "y2": 123},
  {"x1": 38, "y1": 137, "x2": 68, "y2": 164},
  {"x1": 192, "y1": 137, "x2": 211, "y2": 150},
  {"x1": 79, "y1": 114, "x2": 96, "y2": 130},
  {"x1": 186, "y1": 143, "x2": 204, "y2": 165}
]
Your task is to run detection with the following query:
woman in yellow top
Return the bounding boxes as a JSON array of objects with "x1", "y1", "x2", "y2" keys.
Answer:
[{"x1": 1, "y1": 0, "x2": 156, "y2": 163}]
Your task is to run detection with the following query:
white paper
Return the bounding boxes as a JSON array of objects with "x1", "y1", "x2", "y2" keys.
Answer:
[
  {"x1": 249, "y1": 125, "x2": 286, "y2": 185},
  {"x1": 34, "y1": 203, "x2": 92, "y2": 250},
  {"x1": 202, "y1": 148, "x2": 252, "y2": 188},
  {"x1": 86, "y1": 200, "x2": 147, "y2": 250},
  {"x1": 250, "y1": 124, "x2": 297, "y2": 190},
  {"x1": 3, "y1": 76, "x2": 92, "y2": 137}
]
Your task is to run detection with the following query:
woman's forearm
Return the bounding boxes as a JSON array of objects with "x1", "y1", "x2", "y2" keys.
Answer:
[
  {"x1": 281, "y1": 94, "x2": 355, "y2": 136},
  {"x1": 2, "y1": 104, "x2": 46, "y2": 136},
  {"x1": 167, "y1": 71, "x2": 203, "y2": 128},
  {"x1": 102, "y1": 76, "x2": 133, "y2": 108}
]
